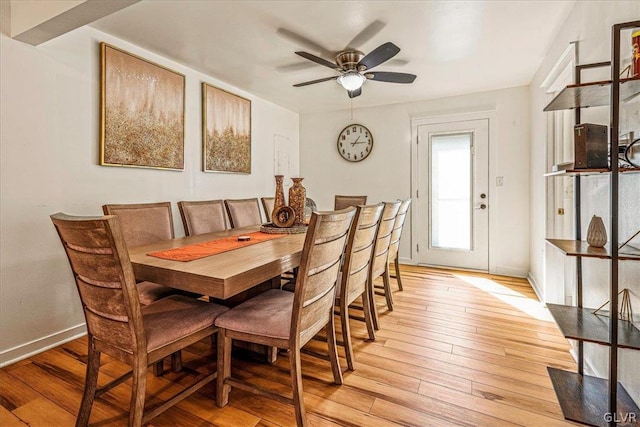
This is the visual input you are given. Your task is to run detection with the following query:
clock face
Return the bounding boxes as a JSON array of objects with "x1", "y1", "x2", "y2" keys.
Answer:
[{"x1": 337, "y1": 124, "x2": 373, "y2": 162}]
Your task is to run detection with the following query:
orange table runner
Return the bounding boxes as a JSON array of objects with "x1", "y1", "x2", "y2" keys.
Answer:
[{"x1": 147, "y1": 231, "x2": 287, "y2": 262}]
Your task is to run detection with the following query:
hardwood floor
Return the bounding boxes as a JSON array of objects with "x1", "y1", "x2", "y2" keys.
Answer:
[{"x1": 0, "y1": 266, "x2": 580, "y2": 426}]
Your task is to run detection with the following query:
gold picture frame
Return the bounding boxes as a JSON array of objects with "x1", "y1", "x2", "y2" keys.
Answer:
[
  {"x1": 100, "y1": 42, "x2": 185, "y2": 170},
  {"x1": 202, "y1": 83, "x2": 251, "y2": 174}
]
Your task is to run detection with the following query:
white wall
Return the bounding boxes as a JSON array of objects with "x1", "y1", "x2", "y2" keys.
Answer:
[
  {"x1": 300, "y1": 86, "x2": 530, "y2": 276},
  {"x1": 528, "y1": 1, "x2": 640, "y2": 404},
  {"x1": 0, "y1": 26, "x2": 299, "y2": 365}
]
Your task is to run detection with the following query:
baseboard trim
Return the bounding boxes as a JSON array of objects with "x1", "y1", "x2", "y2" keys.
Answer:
[
  {"x1": 527, "y1": 272, "x2": 544, "y2": 303},
  {"x1": 0, "y1": 323, "x2": 87, "y2": 368}
]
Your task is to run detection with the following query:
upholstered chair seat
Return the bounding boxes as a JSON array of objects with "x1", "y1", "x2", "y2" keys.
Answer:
[
  {"x1": 214, "y1": 289, "x2": 293, "y2": 341},
  {"x1": 141, "y1": 295, "x2": 228, "y2": 351}
]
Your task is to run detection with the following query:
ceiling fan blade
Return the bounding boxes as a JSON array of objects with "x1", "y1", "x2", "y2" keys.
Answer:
[
  {"x1": 348, "y1": 88, "x2": 362, "y2": 98},
  {"x1": 277, "y1": 28, "x2": 334, "y2": 57},
  {"x1": 345, "y1": 20, "x2": 385, "y2": 50},
  {"x1": 365, "y1": 71, "x2": 416, "y2": 84},
  {"x1": 295, "y1": 51, "x2": 339, "y2": 70},
  {"x1": 358, "y1": 42, "x2": 400, "y2": 70},
  {"x1": 293, "y1": 76, "x2": 338, "y2": 87}
]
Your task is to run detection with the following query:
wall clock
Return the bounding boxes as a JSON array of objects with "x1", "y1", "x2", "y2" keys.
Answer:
[{"x1": 337, "y1": 124, "x2": 373, "y2": 162}]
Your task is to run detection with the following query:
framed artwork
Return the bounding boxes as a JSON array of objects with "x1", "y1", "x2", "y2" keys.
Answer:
[
  {"x1": 202, "y1": 83, "x2": 251, "y2": 173},
  {"x1": 100, "y1": 42, "x2": 185, "y2": 170}
]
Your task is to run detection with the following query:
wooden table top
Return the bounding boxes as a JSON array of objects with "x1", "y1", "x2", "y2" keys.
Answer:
[{"x1": 128, "y1": 226, "x2": 306, "y2": 299}]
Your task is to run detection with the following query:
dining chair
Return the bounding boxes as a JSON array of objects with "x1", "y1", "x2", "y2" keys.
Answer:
[
  {"x1": 178, "y1": 199, "x2": 227, "y2": 236},
  {"x1": 224, "y1": 198, "x2": 263, "y2": 228},
  {"x1": 367, "y1": 201, "x2": 401, "y2": 330},
  {"x1": 386, "y1": 198, "x2": 412, "y2": 292},
  {"x1": 215, "y1": 208, "x2": 356, "y2": 427},
  {"x1": 334, "y1": 195, "x2": 367, "y2": 210},
  {"x1": 336, "y1": 203, "x2": 384, "y2": 371},
  {"x1": 261, "y1": 197, "x2": 275, "y2": 222},
  {"x1": 102, "y1": 201, "x2": 194, "y2": 374},
  {"x1": 50, "y1": 213, "x2": 228, "y2": 427}
]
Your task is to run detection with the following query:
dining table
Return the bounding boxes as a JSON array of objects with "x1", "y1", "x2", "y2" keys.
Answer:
[{"x1": 128, "y1": 225, "x2": 307, "y2": 300}]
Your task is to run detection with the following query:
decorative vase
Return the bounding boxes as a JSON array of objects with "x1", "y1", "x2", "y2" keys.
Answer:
[
  {"x1": 272, "y1": 175, "x2": 286, "y2": 223},
  {"x1": 288, "y1": 178, "x2": 306, "y2": 226},
  {"x1": 587, "y1": 215, "x2": 607, "y2": 248}
]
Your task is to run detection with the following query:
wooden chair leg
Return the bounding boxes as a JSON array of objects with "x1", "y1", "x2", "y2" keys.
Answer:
[
  {"x1": 289, "y1": 346, "x2": 308, "y2": 427},
  {"x1": 327, "y1": 312, "x2": 345, "y2": 382},
  {"x1": 216, "y1": 331, "x2": 232, "y2": 408},
  {"x1": 129, "y1": 358, "x2": 147, "y2": 427},
  {"x1": 340, "y1": 301, "x2": 355, "y2": 371},
  {"x1": 383, "y1": 265, "x2": 394, "y2": 311},
  {"x1": 368, "y1": 278, "x2": 380, "y2": 330},
  {"x1": 171, "y1": 351, "x2": 182, "y2": 372},
  {"x1": 153, "y1": 360, "x2": 163, "y2": 376},
  {"x1": 361, "y1": 293, "x2": 376, "y2": 341},
  {"x1": 394, "y1": 255, "x2": 403, "y2": 291},
  {"x1": 75, "y1": 344, "x2": 100, "y2": 427}
]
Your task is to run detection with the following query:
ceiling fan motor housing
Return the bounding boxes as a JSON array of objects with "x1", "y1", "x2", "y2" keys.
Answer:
[{"x1": 336, "y1": 50, "x2": 364, "y2": 71}]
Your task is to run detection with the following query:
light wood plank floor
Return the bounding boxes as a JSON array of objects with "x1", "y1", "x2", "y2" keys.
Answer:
[{"x1": 0, "y1": 266, "x2": 580, "y2": 426}]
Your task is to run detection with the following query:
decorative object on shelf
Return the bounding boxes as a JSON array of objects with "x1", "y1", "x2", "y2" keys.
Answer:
[
  {"x1": 272, "y1": 175, "x2": 286, "y2": 223},
  {"x1": 586, "y1": 215, "x2": 607, "y2": 247},
  {"x1": 592, "y1": 289, "x2": 633, "y2": 323},
  {"x1": 272, "y1": 206, "x2": 296, "y2": 228},
  {"x1": 574, "y1": 123, "x2": 608, "y2": 169},
  {"x1": 288, "y1": 178, "x2": 306, "y2": 226},
  {"x1": 202, "y1": 83, "x2": 251, "y2": 173},
  {"x1": 100, "y1": 43, "x2": 185, "y2": 170}
]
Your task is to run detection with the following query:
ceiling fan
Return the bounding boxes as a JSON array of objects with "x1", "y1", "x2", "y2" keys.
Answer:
[{"x1": 292, "y1": 41, "x2": 417, "y2": 98}]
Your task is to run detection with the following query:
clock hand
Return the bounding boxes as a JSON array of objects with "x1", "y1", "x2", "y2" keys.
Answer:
[{"x1": 350, "y1": 136, "x2": 361, "y2": 146}]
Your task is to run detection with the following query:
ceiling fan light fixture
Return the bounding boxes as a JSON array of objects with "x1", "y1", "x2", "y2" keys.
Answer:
[{"x1": 337, "y1": 72, "x2": 365, "y2": 91}]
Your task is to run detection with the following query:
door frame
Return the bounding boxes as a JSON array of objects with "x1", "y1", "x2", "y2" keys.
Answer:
[{"x1": 410, "y1": 110, "x2": 497, "y2": 273}]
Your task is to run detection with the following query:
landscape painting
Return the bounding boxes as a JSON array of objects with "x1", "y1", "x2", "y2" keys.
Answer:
[
  {"x1": 100, "y1": 43, "x2": 185, "y2": 170},
  {"x1": 202, "y1": 83, "x2": 251, "y2": 173}
]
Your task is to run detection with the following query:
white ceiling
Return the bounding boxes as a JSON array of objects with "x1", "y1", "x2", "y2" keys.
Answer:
[{"x1": 90, "y1": 0, "x2": 575, "y2": 114}]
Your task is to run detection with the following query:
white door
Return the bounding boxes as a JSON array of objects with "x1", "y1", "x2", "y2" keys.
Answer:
[{"x1": 417, "y1": 119, "x2": 489, "y2": 270}]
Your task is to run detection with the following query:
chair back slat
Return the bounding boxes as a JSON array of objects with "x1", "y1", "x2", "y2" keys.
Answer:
[
  {"x1": 334, "y1": 195, "x2": 367, "y2": 210},
  {"x1": 370, "y1": 201, "x2": 402, "y2": 277},
  {"x1": 51, "y1": 213, "x2": 143, "y2": 354},
  {"x1": 341, "y1": 203, "x2": 384, "y2": 305},
  {"x1": 102, "y1": 202, "x2": 174, "y2": 247},
  {"x1": 292, "y1": 209, "x2": 355, "y2": 347},
  {"x1": 224, "y1": 198, "x2": 262, "y2": 228},
  {"x1": 178, "y1": 200, "x2": 227, "y2": 236},
  {"x1": 261, "y1": 197, "x2": 275, "y2": 223},
  {"x1": 387, "y1": 198, "x2": 412, "y2": 261}
]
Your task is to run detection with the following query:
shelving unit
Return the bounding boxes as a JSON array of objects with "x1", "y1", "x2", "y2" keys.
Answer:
[{"x1": 543, "y1": 20, "x2": 640, "y2": 426}]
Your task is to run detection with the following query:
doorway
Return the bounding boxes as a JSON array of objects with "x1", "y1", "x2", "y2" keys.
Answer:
[{"x1": 415, "y1": 118, "x2": 489, "y2": 271}]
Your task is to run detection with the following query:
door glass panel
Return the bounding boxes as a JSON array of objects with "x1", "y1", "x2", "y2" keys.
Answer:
[{"x1": 430, "y1": 132, "x2": 472, "y2": 250}]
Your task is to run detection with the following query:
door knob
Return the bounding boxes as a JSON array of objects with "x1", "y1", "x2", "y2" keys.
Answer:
[
  {"x1": 475, "y1": 203, "x2": 487, "y2": 210},
  {"x1": 480, "y1": 193, "x2": 486, "y2": 199}
]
